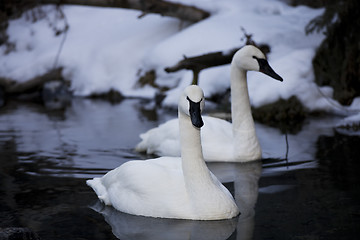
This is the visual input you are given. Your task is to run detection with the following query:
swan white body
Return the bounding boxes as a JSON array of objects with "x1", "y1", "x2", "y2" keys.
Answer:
[
  {"x1": 136, "y1": 45, "x2": 283, "y2": 162},
  {"x1": 87, "y1": 85, "x2": 239, "y2": 220}
]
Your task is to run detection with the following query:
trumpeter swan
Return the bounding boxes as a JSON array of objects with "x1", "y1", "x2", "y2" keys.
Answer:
[
  {"x1": 136, "y1": 45, "x2": 283, "y2": 162},
  {"x1": 87, "y1": 85, "x2": 239, "y2": 220}
]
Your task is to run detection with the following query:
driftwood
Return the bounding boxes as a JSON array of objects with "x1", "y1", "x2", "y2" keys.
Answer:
[
  {"x1": 0, "y1": 67, "x2": 63, "y2": 94},
  {"x1": 40, "y1": 0, "x2": 210, "y2": 23},
  {"x1": 163, "y1": 30, "x2": 270, "y2": 85},
  {"x1": 165, "y1": 49, "x2": 239, "y2": 85},
  {"x1": 164, "y1": 41, "x2": 270, "y2": 84}
]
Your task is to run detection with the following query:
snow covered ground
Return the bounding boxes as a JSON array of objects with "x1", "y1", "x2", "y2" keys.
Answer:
[{"x1": 1, "y1": 0, "x2": 359, "y2": 121}]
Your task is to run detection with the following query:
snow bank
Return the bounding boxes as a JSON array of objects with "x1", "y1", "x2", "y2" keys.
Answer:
[
  {"x1": 336, "y1": 98, "x2": 360, "y2": 133},
  {"x1": 1, "y1": 0, "x2": 359, "y2": 114}
]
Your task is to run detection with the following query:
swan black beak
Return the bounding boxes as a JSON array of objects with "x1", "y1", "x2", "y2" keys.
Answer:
[
  {"x1": 187, "y1": 97, "x2": 204, "y2": 128},
  {"x1": 255, "y1": 57, "x2": 283, "y2": 82}
]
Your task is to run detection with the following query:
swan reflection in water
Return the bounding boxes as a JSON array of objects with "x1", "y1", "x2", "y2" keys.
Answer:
[
  {"x1": 90, "y1": 161, "x2": 261, "y2": 240},
  {"x1": 208, "y1": 161, "x2": 262, "y2": 240}
]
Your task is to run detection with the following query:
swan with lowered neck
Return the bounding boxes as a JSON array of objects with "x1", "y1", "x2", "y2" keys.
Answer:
[
  {"x1": 136, "y1": 45, "x2": 283, "y2": 162},
  {"x1": 87, "y1": 85, "x2": 239, "y2": 220}
]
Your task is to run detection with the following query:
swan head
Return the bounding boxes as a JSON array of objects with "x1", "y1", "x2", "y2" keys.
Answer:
[
  {"x1": 232, "y1": 45, "x2": 283, "y2": 81},
  {"x1": 179, "y1": 85, "x2": 205, "y2": 128}
]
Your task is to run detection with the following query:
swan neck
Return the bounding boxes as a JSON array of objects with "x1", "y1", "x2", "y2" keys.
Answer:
[
  {"x1": 178, "y1": 111, "x2": 212, "y2": 186},
  {"x1": 230, "y1": 64, "x2": 256, "y2": 133}
]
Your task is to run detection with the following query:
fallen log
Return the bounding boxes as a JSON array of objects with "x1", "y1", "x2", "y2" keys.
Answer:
[
  {"x1": 0, "y1": 67, "x2": 71, "y2": 108},
  {"x1": 164, "y1": 42, "x2": 270, "y2": 84},
  {"x1": 165, "y1": 49, "x2": 239, "y2": 85},
  {"x1": 3, "y1": 67, "x2": 63, "y2": 94},
  {"x1": 40, "y1": 0, "x2": 210, "y2": 23}
]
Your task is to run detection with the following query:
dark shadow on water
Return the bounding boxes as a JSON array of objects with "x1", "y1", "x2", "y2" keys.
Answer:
[
  {"x1": 0, "y1": 143, "x2": 117, "y2": 239},
  {"x1": 254, "y1": 130, "x2": 360, "y2": 240},
  {"x1": 317, "y1": 131, "x2": 360, "y2": 193}
]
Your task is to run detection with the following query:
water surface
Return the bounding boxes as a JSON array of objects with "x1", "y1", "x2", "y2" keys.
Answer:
[{"x1": 0, "y1": 99, "x2": 359, "y2": 240}]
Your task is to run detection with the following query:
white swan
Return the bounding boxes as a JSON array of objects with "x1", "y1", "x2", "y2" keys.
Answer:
[
  {"x1": 136, "y1": 45, "x2": 283, "y2": 162},
  {"x1": 87, "y1": 85, "x2": 239, "y2": 220}
]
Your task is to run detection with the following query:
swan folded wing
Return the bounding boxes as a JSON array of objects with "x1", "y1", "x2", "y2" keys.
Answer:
[
  {"x1": 208, "y1": 172, "x2": 240, "y2": 219},
  {"x1": 135, "y1": 116, "x2": 235, "y2": 161},
  {"x1": 201, "y1": 117, "x2": 234, "y2": 162},
  {"x1": 93, "y1": 157, "x2": 193, "y2": 219}
]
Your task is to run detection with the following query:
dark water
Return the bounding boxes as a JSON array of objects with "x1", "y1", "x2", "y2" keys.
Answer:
[{"x1": 0, "y1": 99, "x2": 359, "y2": 240}]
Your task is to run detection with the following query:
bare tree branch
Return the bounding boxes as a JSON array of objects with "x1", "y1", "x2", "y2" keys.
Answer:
[
  {"x1": 165, "y1": 49, "x2": 238, "y2": 73},
  {"x1": 165, "y1": 49, "x2": 238, "y2": 85},
  {"x1": 164, "y1": 39, "x2": 270, "y2": 85},
  {"x1": 40, "y1": 0, "x2": 210, "y2": 23}
]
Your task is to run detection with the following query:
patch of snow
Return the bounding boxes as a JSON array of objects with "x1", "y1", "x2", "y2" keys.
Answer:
[{"x1": 1, "y1": 0, "x2": 356, "y2": 116}]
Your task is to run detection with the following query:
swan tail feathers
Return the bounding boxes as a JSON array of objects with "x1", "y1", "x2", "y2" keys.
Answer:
[
  {"x1": 135, "y1": 130, "x2": 157, "y2": 154},
  {"x1": 86, "y1": 178, "x2": 111, "y2": 205},
  {"x1": 134, "y1": 133, "x2": 148, "y2": 153},
  {"x1": 134, "y1": 119, "x2": 179, "y2": 155}
]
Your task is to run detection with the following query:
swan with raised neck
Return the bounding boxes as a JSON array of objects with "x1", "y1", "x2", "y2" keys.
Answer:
[
  {"x1": 135, "y1": 45, "x2": 283, "y2": 162},
  {"x1": 230, "y1": 45, "x2": 282, "y2": 160},
  {"x1": 87, "y1": 85, "x2": 239, "y2": 220}
]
